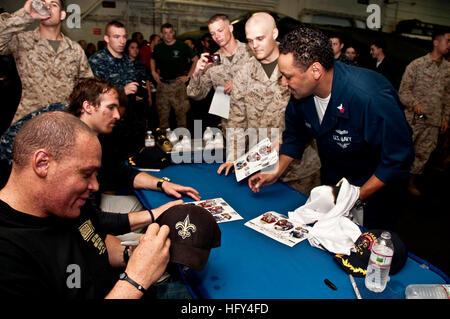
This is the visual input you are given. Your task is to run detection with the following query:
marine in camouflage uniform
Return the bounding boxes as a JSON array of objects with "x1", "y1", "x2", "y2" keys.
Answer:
[
  {"x1": 0, "y1": 8, "x2": 93, "y2": 124},
  {"x1": 227, "y1": 55, "x2": 321, "y2": 195},
  {"x1": 187, "y1": 40, "x2": 253, "y2": 128},
  {"x1": 399, "y1": 53, "x2": 450, "y2": 176}
]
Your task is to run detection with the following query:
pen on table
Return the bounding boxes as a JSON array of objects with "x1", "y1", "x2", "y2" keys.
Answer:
[
  {"x1": 120, "y1": 240, "x2": 140, "y2": 246},
  {"x1": 349, "y1": 274, "x2": 362, "y2": 299},
  {"x1": 138, "y1": 168, "x2": 161, "y2": 172},
  {"x1": 324, "y1": 278, "x2": 337, "y2": 290}
]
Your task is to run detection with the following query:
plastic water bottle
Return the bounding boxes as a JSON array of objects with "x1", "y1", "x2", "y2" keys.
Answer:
[
  {"x1": 32, "y1": 0, "x2": 50, "y2": 17},
  {"x1": 166, "y1": 128, "x2": 178, "y2": 144},
  {"x1": 405, "y1": 284, "x2": 450, "y2": 299},
  {"x1": 145, "y1": 131, "x2": 155, "y2": 148},
  {"x1": 365, "y1": 231, "x2": 394, "y2": 292},
  {"x1": 203, "y1": 127, "x2": 213, "y2": 142},
  {"x1": 213, "y1": 132, "x2": 224, "y2": 147}
]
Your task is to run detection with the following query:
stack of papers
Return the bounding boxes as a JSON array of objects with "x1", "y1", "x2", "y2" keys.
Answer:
[
  {"x1": 189, "y1": 198, "x2": 243, "y2": 223},
  {"x1": 234, "y1": 138, "x2": 278, "y2": 182},
  {"x1": 245, "y1": 211, "x2": 311, "y2": 247}
]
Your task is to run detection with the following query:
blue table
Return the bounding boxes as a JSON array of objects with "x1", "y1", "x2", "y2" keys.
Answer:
[{"x1": 135, "y1": 163, "x2": 448, "y2": 299}]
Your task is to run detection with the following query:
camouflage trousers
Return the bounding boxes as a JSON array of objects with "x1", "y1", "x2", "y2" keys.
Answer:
[
  {"x1": 156, "y1": 82, "x2": 190, "y2": 130},
  {"x1": 410, "y1": 122, "x2": 440, "y2": 174},
  {"x1": 279, "y1": 145, "x2": 322, "y2": 196}
]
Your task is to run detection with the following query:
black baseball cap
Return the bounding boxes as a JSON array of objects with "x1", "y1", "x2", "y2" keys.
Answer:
[
  {"x1": 334, "y1": 229, "x2": 408, "y2": 277},
  {"x1": 128, "y1": 146, "x2": 170, "y2": 169},
  {"x1": 156, "y1": 204, "x2": 221, "y2": 270}
]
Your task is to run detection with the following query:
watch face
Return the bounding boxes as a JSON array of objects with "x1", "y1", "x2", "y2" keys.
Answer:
[
  {"x1": 162, "y1": 177, "x2": 171, "y2": 182},
  {"x1": 119, "y1": 273, "x2": 126, "y2": 280}
]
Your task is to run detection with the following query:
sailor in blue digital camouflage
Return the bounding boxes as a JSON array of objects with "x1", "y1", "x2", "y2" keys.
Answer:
[
  {"x1": 88, "y1": 21, "x2": 139, "y2": 93},
  {"x1": 0, "y1": 102, "x2": 67, "y2": 187}
]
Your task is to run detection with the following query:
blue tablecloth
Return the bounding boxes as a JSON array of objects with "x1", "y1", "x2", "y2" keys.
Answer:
[{"x1": 135, "y1": 163, "x2": 447, "y2": 299}]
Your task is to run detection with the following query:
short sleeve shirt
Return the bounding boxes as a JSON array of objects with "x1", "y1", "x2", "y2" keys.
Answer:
[{"x1": 152, "y1": 40, "x2": 196, "y2": 79}]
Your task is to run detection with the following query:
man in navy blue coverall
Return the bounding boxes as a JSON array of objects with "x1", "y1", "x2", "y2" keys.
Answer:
[{"x1": 249, "y1": 27, "x2": 414, "y2": 231}]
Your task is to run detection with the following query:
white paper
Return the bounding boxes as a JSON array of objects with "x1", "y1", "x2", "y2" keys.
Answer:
[
  {"x1": 188, "y1": 198, "x2": 243, "y2": 223},
  {"x1": 234, "y1": 138, "x2": 279, "y2": 182},
  {"x1": 208, "y1": 86, "x2": 230, "y2": 119},
  {"x1": 245, "y1": 211, "x2": 311, "y2": 247}
]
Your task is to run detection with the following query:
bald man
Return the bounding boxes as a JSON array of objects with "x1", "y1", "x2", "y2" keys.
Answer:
[
  {"x1": 217, "y1": 12, "x2": 321, "y2": 196},
  {"x1": 0, "y1": 112, "x2": 170, "y2": 298}
]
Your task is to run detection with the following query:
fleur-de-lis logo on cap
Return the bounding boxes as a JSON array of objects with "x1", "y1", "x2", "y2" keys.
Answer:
[{"x1": 175, "y1": 215, "x2": 197, "y2": 239}]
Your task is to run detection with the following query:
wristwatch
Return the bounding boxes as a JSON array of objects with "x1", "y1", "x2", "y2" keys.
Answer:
[
  {"x1": 157, "y1": 177, "x2": 171, "y2": 192},
  {"x1": 119, "y1": 272, "x2": 146, "y2": 293}
]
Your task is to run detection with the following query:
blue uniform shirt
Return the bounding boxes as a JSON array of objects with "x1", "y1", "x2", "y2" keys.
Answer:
[
  {"x1": 280, "y1": 62, "x2": 414, "y2": 186},
  {"x1": 88, "y1": 48, "x2": 137, "y2": 87}
]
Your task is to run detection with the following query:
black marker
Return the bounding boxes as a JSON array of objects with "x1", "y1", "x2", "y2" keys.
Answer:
[{"x1": 324, "y1": 279, "x2": 337, "y2": 290}]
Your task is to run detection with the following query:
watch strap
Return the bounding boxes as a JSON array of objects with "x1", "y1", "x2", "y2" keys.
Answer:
[
  {"x1": 157, "y1": 179, "x2": 165, "y2": 192},
  {"x1": 119, "y1": 272, "x2": 146, "y2": 293},
  {"x1": 148, "y1": 209, "x2": 155, "y2": 224}
]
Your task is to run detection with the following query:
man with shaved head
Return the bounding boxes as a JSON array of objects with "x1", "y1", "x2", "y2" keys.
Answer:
[
  {"x1": 0, "y1": 112, "x2": 171, "y2": 298},
  {"x1": 217, "y1": 12, "x2": 321, "y2": 195}
]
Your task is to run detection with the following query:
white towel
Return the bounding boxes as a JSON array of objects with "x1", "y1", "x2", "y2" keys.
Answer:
[{"x1": 288, "y1": 178, "x2": 361, "y2": 255}]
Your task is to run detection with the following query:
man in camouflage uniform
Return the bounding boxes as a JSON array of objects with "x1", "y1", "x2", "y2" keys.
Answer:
[
  {"x1": 88, "y1": 21, "x2": 139, "y2": 95},
  {"x1": 187, "y1": 14, "x2": 253, "y2": 128},
  {"x1": 0, "y1": 0, "x2": 93, "y2": 124},
  {"x1": 89, "y1": 21, "x2": 149, "y2": 163},
  {"x1": 217, "y1": 12, "x2": 321, "y2": 195},
  {"x1": 399, "y1": 31, "x2": 450, "y2": 196},
  {"x1": 151, "y1": 23, "x2": 198, "y2": 130}
]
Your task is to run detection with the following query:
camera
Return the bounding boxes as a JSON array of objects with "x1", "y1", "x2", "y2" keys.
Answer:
[
  {"x1": 206, "y1": 54, "x2": 221, "y2": 64},
  {"x1": 136, "y1": 80, "x2": 148, "y2": 99}
]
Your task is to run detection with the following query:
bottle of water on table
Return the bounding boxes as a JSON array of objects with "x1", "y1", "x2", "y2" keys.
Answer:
[
  {"x1": 145, "y1": 131, "x2": 155, "y2": 148},
  {"x1": 365, "y1": 231, "x2": 394, "y2": 293},
  {"x1": 405, "y1": 284, "x2": 450, "y2": 299}
]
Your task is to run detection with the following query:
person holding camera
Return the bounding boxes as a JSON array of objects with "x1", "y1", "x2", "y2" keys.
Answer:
[
  {"x1": 217, "y1": 13, "x2": 321, "y2": 196},
  {"x1": 187, "y1": 14, "x2": 253, "y2": 129}
]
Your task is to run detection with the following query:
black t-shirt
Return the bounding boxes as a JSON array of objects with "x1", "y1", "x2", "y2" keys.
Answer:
[
  {"x1": 152, "y1": 40, "x2": 196, "y2": 79},
  {"x1": 0, "y1": 200, "x2": 117, "y2": 299}
]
